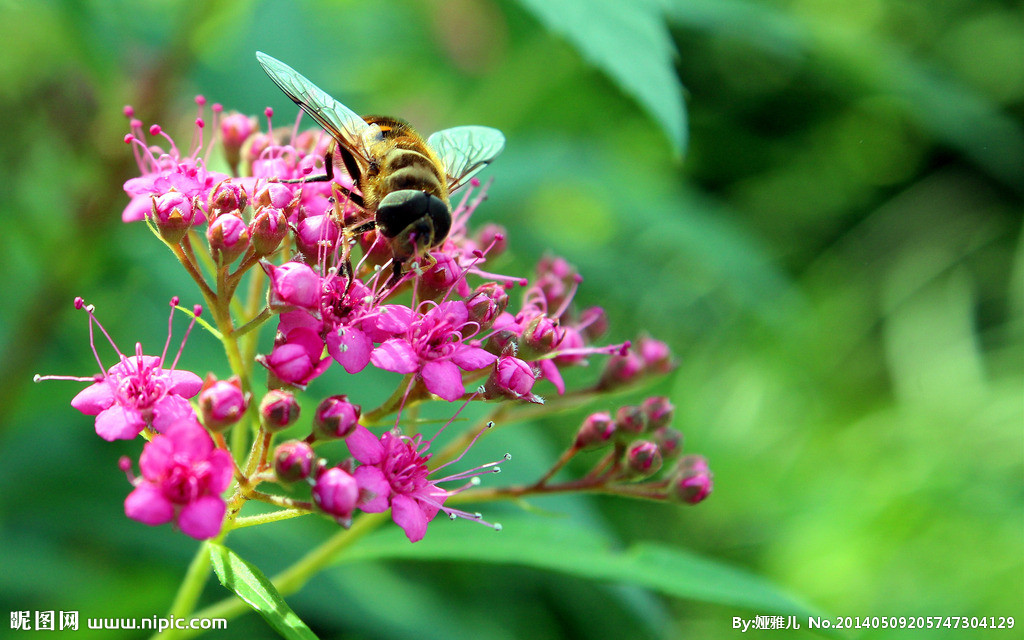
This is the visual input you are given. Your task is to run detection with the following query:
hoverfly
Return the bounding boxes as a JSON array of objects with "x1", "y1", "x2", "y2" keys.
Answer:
[{"x1": 256, "y1": 51, "x2": 505, "y2": 281}]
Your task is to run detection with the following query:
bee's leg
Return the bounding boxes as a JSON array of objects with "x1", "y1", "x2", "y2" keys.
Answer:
[
  {"x1": 282, "y1": 150, "x2": 335, "y2": 183},
  {"x1": 389, "y1": 261, "x2": 404, "y2": 287},
  {"x1": 336, "y1": 144, "x2": 362, "y2": 185}
]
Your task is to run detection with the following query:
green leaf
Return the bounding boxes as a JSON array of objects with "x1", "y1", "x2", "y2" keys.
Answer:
[
  {"x1": 209, "y1": 543, "x2": 319, "y2": 640},
  {"x1": 338, "y1": 516, "x2": 826, "y2": 619},
  {"x1": 514, "y1": 0, "x2": 687, "y2": 155}
]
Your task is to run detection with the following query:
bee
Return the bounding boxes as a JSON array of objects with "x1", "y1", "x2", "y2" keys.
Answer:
[{"x1": 256, "y1": 51, "x2": 505, "y2": 281}]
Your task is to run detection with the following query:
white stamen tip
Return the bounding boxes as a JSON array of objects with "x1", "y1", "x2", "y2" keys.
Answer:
[
  {"x1": 473, "y1": 512, "x2": 482, "y2": 519},
  {"x1": 494, "y1": 523, "x2": 503, "y2": 532},
  {"x1": 32, "y1": 374, "x2": 41, "y2": 382},
  {"x1": 492, "y1": 467, "x2": 501, "y2": 474},
  {"x1": 503, "y1": 453, "x2": 512, "y2": 460},
  {"x1": 486, "y1": 421, "x2": 494, "y2": 429},
  {"x1": 449, "y1": 513, "x2": 457, "y2": 521},
  {"x1": 470, "y1": 477, "x2": 481, "y2": 486},
  {"x1": 476, "y1": 385, "x2": 485, "y2": 393}
]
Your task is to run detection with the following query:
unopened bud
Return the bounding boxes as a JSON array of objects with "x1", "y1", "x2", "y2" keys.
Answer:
[
  {"x1": 641, "y1": 396, "x2": 674, "y2": 430},
  {"x1": 262, "y1": 261, "x2": 320, "y2": 310},
  {"x1": 574, "y1": 411, "x2": 616, "y2": 449},
  {"x1": 624, "y1": 440, "x2": 662, "y2": 479},
  {"x1": 484, "y1": 329, "x2": 518, "y2": 356},
  {"x1": 198, "y1": 375, "x2": 248, "y2": 431},
  {"x1": 250, "y1": 206, "x2": 289, "y2": 256},
  {"x1": 208, "y1": 213, "x2": 250, "y2": 264},
  {"x1": 483, "y1": 355, "x2": 542, "y2": 403},
  {"x1": 273, "y1": 440, "x2": 317, "y2": 483},
  {"x1": 207, "y1": 180, "x2": 248, "y2": 215},
  {"x1": 597, "y1": 350, "x2": 644, "y2": 390},
  {"x1": 466, "y1": 283, "x2": 509, "y2": 331},
  {"x1": 669, "y1": 455, "x2": 713, "y2": 505},
  {"x1": 219, "y1": 112, "x2": 257, "y2": 169},
  {"x1": 295, "y1": 213, "x2": 341, "y2": 263},
  {"x1": 312, "y1": 395, "x2": 361, "y2": 440},
  {"x1": 637, "y1": 335, "x2": 674, "y2": 374},
  {"x1": 651, "y1": 426, "x2": 684, "y2": 460},
  {"x1": 614, "y1": 405, "x2": 647, "y2": 438},
  {"x1": 260, "y1": 389, "x2": 300, "y2": 432},
  {"x1": 255, "y1": 182, "x2": 297, "y2": 213},
  {"x1": 518, "y1": 314, "x2": 562, "y2": 360},
  {"x1": 151, "y1": 192, "x2": 196, "y2": 243},
  {"x1": 312, "y1": 466, "x2": 359, "y2": 526}
]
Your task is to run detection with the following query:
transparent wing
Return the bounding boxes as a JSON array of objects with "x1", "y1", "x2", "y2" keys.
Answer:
[
  {"x1": 256, "y1": 51, "x2": 381, "y2": 164},
  {"x1": 427, "y1": 126, "x2": 505, "y2": 193}
]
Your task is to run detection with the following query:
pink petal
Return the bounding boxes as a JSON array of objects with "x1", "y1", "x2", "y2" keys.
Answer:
[
  {"x1": 347, "y1": 426, "x2": 385, "y2": 465},
  {"x1": 166, "y1": 422, "x2": 214, "y2": 460},
  {"x1": 428, "y1": 301, "x2": 468, "y2": 326},
  {"x1": 165, "y1": 369, "x2": 203, "y2": 397},
  {"x1": 177, "y1": 495, "x2": 227, "y2": 540},
  {"x1": 370, "y1": 339, "x2": 419, "y2": 374},
  {"x1": 207, "y1": 449, "x2": 236, "y2": 492},
  {"x1": 421, "y1": 360, "x2": 465, "y2": 401},
  {"x1": 538, "y1": 359, "x2": 566, "y2": 395},
  {"x1": 327, "y1": 327, "x2": 372, "y2": 374},
  {"x1": 125, "y1": 483, "x2": 174, "y2": 526},
  {"x1": 353, "y1": 465, "x2": 390, "y2": 512},
  {"x1": 374, "y1": 305, "x2": 415, "y2": 334},
  {"x1": 151, "y1": 395, "x2": 198, "y2": 432},
  {"x1": 412, "y1": 482, "x2": 447, "y2": 522},
  {"x1": 139, "y1": 435, "x2": 176, "y2": 479},
  {"x1": 71, "y1": 381, "x2": 115, "y2": 415},
  {"x1": 94, "y1": 404, "x2": 146, "y2": 441},
  {"x1": 391, "y1": 493, "x2": 429, "y2": 542},
  {"x1": 451, "y1": 346, "x2": 497, "y2": 371}
]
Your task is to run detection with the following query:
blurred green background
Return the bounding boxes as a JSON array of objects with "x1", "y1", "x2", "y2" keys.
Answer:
[{"x1": 1, "y1": 0, "x2": 1021, "y2": 638}]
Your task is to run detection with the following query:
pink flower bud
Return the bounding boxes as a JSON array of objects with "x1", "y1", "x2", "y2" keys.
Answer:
[
  {"x1": 421, "y1": 252, "x2": 464, "y2": 296},
  {"x1": 219, "y1": 112, "x2": 257, "y2": 168},
  {"x1": 625, "y1": 440, "x2": 663, "y2": 479},
  {"x1": 207, "y1": 213, "x2": 250, "y2": 264},
  {"x1": 518, "y1": 314, "x2": 562, "y2": 360},
  {"x1": 312, "y1": 395, "x2": 361, "y2": 440},
  {"x1": 669, "y1": 455, "x2": 713, "y2": 505},
  {"x1": 295, "y1": 214, "x2": 340, "y2": 263},
  {"x1": 651, "y1": 426, "x2": 684, "y2": 460},
  {"x1": 198, "y1": 376, "x2": 248, "y2": 431},
  {"x1": 259, "y1": 389, "x2": 300, "y2": 432},
  {"x1": 475, "y1": 223, "x2": 507, "y2": 257},
  {"x1": 465, "y1": 283, "x2": 509, "y2": 330},
  {"x1": 273, "y1": 440, "x2": 317, "y2": 483},
  {"x1": 255, "y1": 182, "x2": 297, "y2": 212},
  {"x1": 578, "y1": 306, "x2": 608, "y2": 340},
  {"x1": 262, "y1": 261, "x2": 320, "y2": 310},
  {"x1": 484, "y1": 329, "x2": 518, "y2": 356},
  {"x1": 597, "y1": 350, "x2": 644, "y2": 390},
  {"x1": 312, "y1": 466, "x2": 359, "y2": 526},
  {"x1": 641, "y1": 396, "x2": 674, "y2": 430},
  {"x1": 250, "y1": 206, "x2": 289, "y2": 256},
  {"x1": 207, "y1": 180, "x2": 248, "y2": 215},
  {"x1": 575, "y1": 411, "x2": 617, "y2": 449},
  {"x1": 483, "y1": 355, "x2": 542, "y2": 403},
  {"x1": 258, "y1": 331, "x2": 329, "y2": 388},
  {"x1": 615, "y1": 405, "x2": 647, "y2": 438},
  {"x1": 151, "y1": 192, "x2": 196, "y2": 243},
  {"x1": 637, "y1": 336, "x2": 674, "y2": 374}
]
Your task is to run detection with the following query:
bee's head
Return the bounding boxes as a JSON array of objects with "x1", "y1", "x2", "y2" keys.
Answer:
[{"x1": 376, "y1": 190, "x2": 452, "y2": 263}]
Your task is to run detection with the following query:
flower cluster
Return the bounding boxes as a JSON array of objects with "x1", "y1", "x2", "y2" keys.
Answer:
[{"x1": 38, "y1": 94, "x2": 711, "y2": 547}]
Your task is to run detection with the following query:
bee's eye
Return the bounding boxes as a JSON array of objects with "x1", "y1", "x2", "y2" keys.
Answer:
[
  {"x1": 426, "y1": 195, "x2": 451, "y2": 244},
  {"x1": 377, "y1": 190, "x2": 429, "y2": 238}
]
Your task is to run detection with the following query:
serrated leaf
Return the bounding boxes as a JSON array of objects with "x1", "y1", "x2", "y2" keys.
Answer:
[
  {"x1": 515, "y1": 0, "x2": 687, "y2": 155},
  {"x1": 337, "y1": 516, "x2": 829, "y2": 622},
  {"x1": 209, "y1": 543, "x2": 319, "y2": 640}
]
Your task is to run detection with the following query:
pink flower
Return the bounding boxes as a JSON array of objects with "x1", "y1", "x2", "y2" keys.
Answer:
[
  {"x1": 370, "y1": 301, "x2": 496, "y2": 401},
  {"x1": 257, "y1": 327, "x2": 331, "y2": 388},
  {"x1": 263, "y1": 261, "x2": 321, "y2": 311},
  {"x1": 346, "y1": 425, "x2": 504, "y2": 542},
  {"x1": 65, "y1": 298, "x2": 203, "y2": 441},
  {"x1": 122, "y1": 108, "x2": 228, "y2": 223},
  {"x1": 123, "y1": 418, "x2": 233, "y2": 540}
]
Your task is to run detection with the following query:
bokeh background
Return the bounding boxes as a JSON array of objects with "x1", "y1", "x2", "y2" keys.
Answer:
[{"x1": 1, "y1": 0, "x2": 1021, "y2": 638}]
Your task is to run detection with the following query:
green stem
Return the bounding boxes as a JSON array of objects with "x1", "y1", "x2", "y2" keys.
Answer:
[
  {"x1": 187, "y1": 512, "x2": 389, "y2": 631},
  {"x1": 161, "y1": 542, "x2": 212, "y2": 631}
]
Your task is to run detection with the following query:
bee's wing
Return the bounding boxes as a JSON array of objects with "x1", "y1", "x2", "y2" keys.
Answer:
[
  {"x1": 256, "y1": 52, "x2": 382, "y2": 164},
  {"x1": 427, "y1": 126, "x2": 505, "y2": 193}
]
